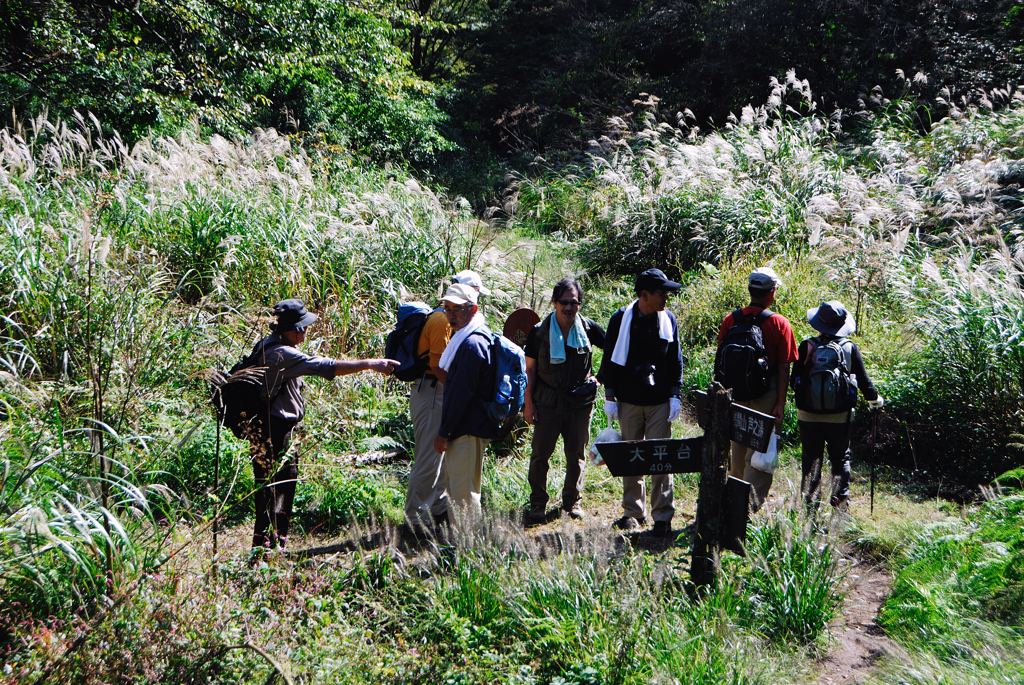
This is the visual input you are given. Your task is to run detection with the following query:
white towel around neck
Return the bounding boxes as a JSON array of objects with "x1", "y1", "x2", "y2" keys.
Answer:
[
  {"x1": 438, "y1": 312, "x2": 487, "y2": 372},
  {"x1": 610, "y1": 300, "x2": 674, "y2": 366}
]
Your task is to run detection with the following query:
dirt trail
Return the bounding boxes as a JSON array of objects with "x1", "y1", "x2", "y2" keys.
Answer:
[{"x1": 815, "y1": 558, "x2": 898, "y2": 684}]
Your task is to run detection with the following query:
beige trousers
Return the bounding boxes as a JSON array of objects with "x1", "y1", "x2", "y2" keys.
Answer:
[
  {"x1": 619, "y1": 401, "x2": 674, "y2": 523},
  {"x1": 405, "y1": 378, "x2": 448, "y2": 527},
  {"x1": 445, "y1": 434, "x2": 486, "y2": 526},
  {"x1": 728, "y1": 388, "x2": 777, "y2": 510}
]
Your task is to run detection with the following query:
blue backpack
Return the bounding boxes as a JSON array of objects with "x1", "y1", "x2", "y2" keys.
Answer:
[
  {"x1": 385, "y1": 302, "x2": 443, "y2": 382},
  {"x1": 485, "y1": 331, "x2": 527, "y2": 425}
]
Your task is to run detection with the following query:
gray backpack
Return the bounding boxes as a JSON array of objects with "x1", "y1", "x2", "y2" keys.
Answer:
[{"x1": 798, "y1": 337, "x2": 856, "y2": 414}]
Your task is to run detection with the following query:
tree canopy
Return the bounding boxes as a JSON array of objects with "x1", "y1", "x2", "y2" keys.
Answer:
[
  {"x1": 0, "y1": 0, "x2": 451, "y2": 158},
  {"x1": 2, "y1": 0, "x2": 1023, "y2": 160}
]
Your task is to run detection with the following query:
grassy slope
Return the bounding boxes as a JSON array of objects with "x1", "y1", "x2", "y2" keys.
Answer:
[{"x1": 3, "y1": 88, "x2": 1024, "y2": 682}]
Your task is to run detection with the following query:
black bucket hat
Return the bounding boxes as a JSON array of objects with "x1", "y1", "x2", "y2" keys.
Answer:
[
  {"x1": 635, "y1": 268, "x2": 682, "y2": 294},
  {"x1": 807, "y1": 300, "x2": 856, "y2": 336},
  {"x1": 273, "y1": 299, "x2": 318, "y2": 332}
]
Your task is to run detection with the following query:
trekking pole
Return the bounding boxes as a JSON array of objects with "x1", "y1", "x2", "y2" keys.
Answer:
[
  {"x1": 214, "y1": 420, "x2": 220, "y2": 556},
  {"x1": 870, "y1": 407, "x2": 878, "y2": 515},
  {"x1": 213, "y1": 390, "x2": 222, "y2": 573}
]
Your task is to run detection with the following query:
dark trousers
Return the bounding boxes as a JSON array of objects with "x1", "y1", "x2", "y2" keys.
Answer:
[
  {"x1": 252, "y1": 418, "x2": 298, "y2": 548},
  {"x1": 799, "y1": 419, "x2": 852, "y2": 505},
  {"x1": 528, "y1": 405, "x2": 591, "y2": 511}
]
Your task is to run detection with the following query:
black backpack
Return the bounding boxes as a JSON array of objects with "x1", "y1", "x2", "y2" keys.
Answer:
[
  {"x1": 714, "y1": 308, "x2": 773, "y2": 400},
  {"x1": 385, "y1": 302, "x2": 443, "y2": 382},
  {"x1": 795, "y1": 337, "x2": 857, "y2": 414},
  {"x1": 210, "y1": 340, "x2": 282, "y2": 440}
]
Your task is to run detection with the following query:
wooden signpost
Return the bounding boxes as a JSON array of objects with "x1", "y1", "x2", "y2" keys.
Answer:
[{"x1": 599, "y1": 385, "x2": 776, "y2": 590}]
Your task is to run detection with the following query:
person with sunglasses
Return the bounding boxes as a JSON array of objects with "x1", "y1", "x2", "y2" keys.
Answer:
[
  {"x1": 597, "y1": 269, "x2": 684, "y2": 536},
  {"x1": 250, "y1": 299, "x2": 398, "y2": 557},
  {"x1": 522, "y1": 278, "x2": 606, "y2": 525}
]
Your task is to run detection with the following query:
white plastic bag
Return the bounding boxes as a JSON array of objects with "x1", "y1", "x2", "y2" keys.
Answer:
[
  {"x1": 750, "y1": 432, "x2": 779, "y2": 474},
  {"x1": 588, "y1": 427, "x2": 621, "y2": 467}
]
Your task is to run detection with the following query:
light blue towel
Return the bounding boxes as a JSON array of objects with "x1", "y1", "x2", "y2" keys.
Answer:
[{"x1": 550, "y1": 314, "x2": 589, "y2": 364}]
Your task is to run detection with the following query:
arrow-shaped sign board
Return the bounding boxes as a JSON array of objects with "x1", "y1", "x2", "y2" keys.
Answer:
[
  {"x1": 694, "y1": 391, "x2": 774, "y2": 453},
  {"x1": 596, "y1": 437, "x2": 704, "y2": 477}
]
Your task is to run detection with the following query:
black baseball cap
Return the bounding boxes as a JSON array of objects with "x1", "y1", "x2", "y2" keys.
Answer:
[
  {"x1": 272, "y1": 299, "x2": 318, "y2": 332},
  {"x1": 634, "y1": 268, "x2": 682, "y2": 294}
]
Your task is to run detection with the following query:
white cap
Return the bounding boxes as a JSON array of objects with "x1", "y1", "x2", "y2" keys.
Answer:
[
  {"x1": 441, "y1": 283, "x2": 479, "y2": 306},
  {"x1": 749, "y1": 266, "x2": 782, "y2": 289},
  {"x1": 453, "y1": 270, "x2": 491, "y2": 296}
]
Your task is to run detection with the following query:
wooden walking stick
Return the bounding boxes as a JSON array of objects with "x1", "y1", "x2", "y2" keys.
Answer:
[{"x1": 870, "y1": 407, "x2": 878, "y2": 515}]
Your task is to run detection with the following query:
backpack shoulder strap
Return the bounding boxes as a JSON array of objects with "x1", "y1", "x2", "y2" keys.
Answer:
[
  {"x1": 253, "y1": 338, "x2": 288, "y2": 365},
  {"x1": 730, "y1": 308, "x2": 745, "y2": 325},
  {"x1": 802, "y1": 338, "x2": 818, "y2": 376},
  {"x1": 471, "y1": 328, "x2": 494, "y2": 344},
  {"x1": 752, "y1": 308, "x2": 773, "y2": 326},
  {"x1": 241, "y1": 339, "x2": 268, "y2": 367},
  {"x1": 836, "y1": 337, "x2": 854, "y2": 370}
]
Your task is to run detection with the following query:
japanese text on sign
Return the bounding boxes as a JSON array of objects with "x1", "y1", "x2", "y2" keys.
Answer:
[
  {"x1": 729, "y1": 404, "x2": 774, "y2": 453},
  {"x1": 597, "y1": 437, "x2": 705, "y2": 477}
]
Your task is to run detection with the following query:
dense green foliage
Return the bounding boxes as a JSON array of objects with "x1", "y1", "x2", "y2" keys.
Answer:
[
  {"x1": 5, "y1": 0, "x2": 1024, "y2": 163},
  {"x1": 449, "y1": 0, "x2": 1024, "y2": 155},
  {"x1": 874, "y1": 492, "x2": 1024, "y2": 682},
  {"x1": 0, "y1": 0, "x2": 450, "y2": 157}
]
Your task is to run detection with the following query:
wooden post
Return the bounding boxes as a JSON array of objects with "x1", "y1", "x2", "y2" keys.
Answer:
[{"x1": 690, "y1": 382, "x2": 733, "y2": 591}]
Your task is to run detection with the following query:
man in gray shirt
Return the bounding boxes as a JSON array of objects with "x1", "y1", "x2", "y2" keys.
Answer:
[{"x1": 250, "y1": 299, "x2": 396, "y2": 553}]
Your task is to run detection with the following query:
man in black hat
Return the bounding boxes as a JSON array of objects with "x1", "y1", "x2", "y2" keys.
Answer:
[
  {"x1": 791, "y1": 300, "x2": 884, "y2": 508},
  {"x1": 249, "y1": 299, "x2": 397, "y2": 554},
  {"x1": 597, "y1": 268, "x2": 685, "y2": 535}
]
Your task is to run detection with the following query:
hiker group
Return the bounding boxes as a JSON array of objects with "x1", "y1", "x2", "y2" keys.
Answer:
[{"x1": 221, "y1": 265, "x2": 883, "y2": 553}]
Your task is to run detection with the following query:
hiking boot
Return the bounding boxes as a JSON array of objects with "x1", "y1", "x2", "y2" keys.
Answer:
[
  {"x1": 612, "y1": 515, "x2": 644, "y2": 531},
  {"x1": 523, "y1": 507, "x2": 548, "y2": 527},
  {"x1": 651, "y1": 520, "x2": 672, "y2": 537},
  {"x1": 399, "y1": 521, "x2": 433, "y2": 542},
  {"x1": 563, "y1": 505, "x2": 585, "y2": 520}
]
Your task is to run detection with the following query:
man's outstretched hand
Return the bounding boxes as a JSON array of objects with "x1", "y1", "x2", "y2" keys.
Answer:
[
  {"x1": 334, "y1": 358, "x2": 400, "y2": 378},
  {"x1": 367, "y1": 359, "x2": 399, "y2": 375}
]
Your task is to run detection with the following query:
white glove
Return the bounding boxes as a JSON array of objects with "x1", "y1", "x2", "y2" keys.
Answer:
[
  {"x1": 868, "y1": 395, "x2": 885, "y2": 410},
  {"x1": 668, "y1": 397, "x2": 681, "y2": 421},
  {"x1": 604, "y1": 400, "x2": 619, "y2": 422}
]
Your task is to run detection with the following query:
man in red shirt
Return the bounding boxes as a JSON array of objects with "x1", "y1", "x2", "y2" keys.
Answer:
[{"x1": 716, "y1": 267, "x2": 798, "y2": 509}]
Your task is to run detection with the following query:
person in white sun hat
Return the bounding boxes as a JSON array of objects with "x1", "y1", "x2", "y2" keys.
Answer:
[
  {"x1": 453, "y1": 269, "x2": 491, "y2": 296},
  {"x1": 433, "y1": 283, "x2": 495, "y2": 528}
]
